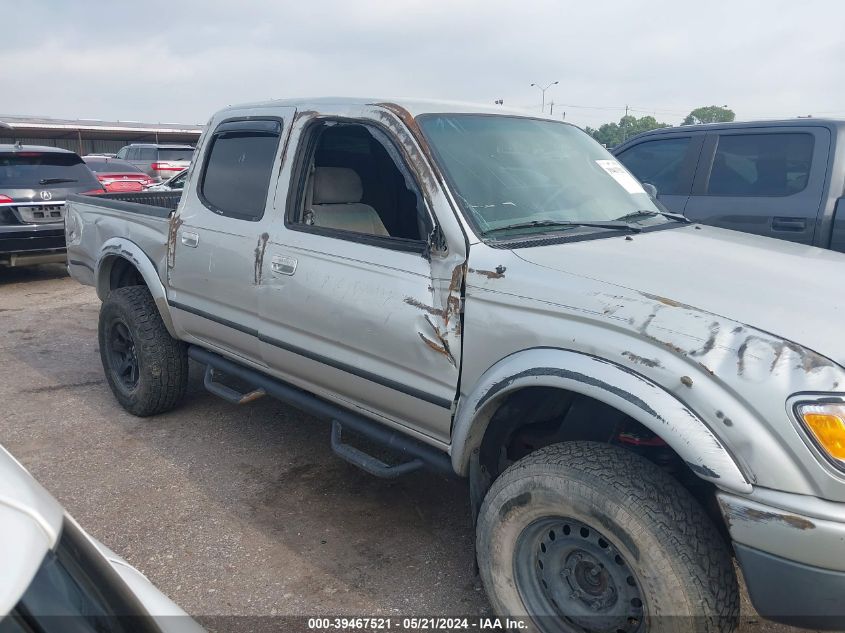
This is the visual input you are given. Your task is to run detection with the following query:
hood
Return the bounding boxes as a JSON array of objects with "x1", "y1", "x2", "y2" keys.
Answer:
[{"x1": 514, "y1": 224, "x2": 845, "y2": 365}]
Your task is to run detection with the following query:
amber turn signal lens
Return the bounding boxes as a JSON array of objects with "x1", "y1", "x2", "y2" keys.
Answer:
[{"x1": 802, "y1": 412, "x2": 845, "y2": 460}]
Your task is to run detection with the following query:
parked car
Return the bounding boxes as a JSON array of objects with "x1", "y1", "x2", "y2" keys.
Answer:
[
  {"x1": 0, "y1": 144, "x2": 103, "y2": 266},
  {"x1": 84, "y1": 156, "x2": 156, "y2": 192},
  {"x1": 145, "y1": 168, "x2": 188, "y2": 192},
  {"x1": 115, "y1": 144, "x2": 194, "y2": 181},
  {"x1": 66, "y1": 98, "x2": 845, "y2": 631},
  {"x1": 0, "y1": 443, "x2": 204, "y2": 633},
  {"x1": 613, "y1": 119, "x2": 845, "y2": 250}
]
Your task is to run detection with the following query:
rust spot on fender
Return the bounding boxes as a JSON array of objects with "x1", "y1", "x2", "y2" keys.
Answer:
[
  {"x1": 469, "y1": 267, "x2": 505, "y2": 280},
  {"x1": 254, "y1": 232, "x2": 269, "y2": 284},
  {"x1": 621, "y1": 351, "x2": 662, "y2": 369},
  {"x1": 730, "y1": 506, "x2": 815, "y2": 530}
]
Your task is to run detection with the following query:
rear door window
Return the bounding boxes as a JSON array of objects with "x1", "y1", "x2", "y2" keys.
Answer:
[
  {"x1": 706, "y1": 133, "x2": 814, "y2": 196},
  {"x1": 198, "y1": 119, "x2": 281, "y2": 221},
  {"x1": 0, "y1": 152, "x2": 100, "y2": 188},
  {"x1": 615, "y1": 137, "x2": 692, "y2": 195},
  {"x1": 158, "y1": 148, "x2": 194, "y2": 161}
]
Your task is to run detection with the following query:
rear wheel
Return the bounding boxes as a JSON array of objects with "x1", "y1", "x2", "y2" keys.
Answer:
[
  {"x1": 476, "y1": 441, "x2": 739, "y2": 633},
  {"x1": 99, "y1": 286, "x2": 187, "y2": 416}
]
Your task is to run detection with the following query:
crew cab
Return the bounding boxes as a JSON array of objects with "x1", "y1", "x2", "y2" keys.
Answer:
[
  {"x1": 614, "y1": 119, "x2": 845, "y2": 250},
  {"x1": 0, "y1": 144, "x2": 103, "y2": 266},
  {"x1": 66, "y1": 99, "x2": 845, "y2": 632}
]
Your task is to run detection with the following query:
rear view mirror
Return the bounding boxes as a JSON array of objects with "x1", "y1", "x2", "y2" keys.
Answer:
[{"x1": 642, "y1": 183, "x2": 658, "y2": 199}]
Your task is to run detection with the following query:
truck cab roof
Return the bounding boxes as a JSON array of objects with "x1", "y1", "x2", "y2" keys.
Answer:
[{"x1": 216, "y1": 96, "x2": 548, "y2": 119}]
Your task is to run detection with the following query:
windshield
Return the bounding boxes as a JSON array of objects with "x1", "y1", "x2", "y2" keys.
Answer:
[
  {"x1": 418, "y1": 115, "x2": 667, "y2": 239},
  {"x1": 158, "y1": 148, "x2": 193, "y2": 161},
  {"x1": 0, "y1": 152, "x2": 100, "y2": 189}
]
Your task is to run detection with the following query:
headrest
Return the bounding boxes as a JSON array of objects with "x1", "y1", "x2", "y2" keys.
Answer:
[{"x1": 313, "y1": 167, "x2": 363, "y2": 204}]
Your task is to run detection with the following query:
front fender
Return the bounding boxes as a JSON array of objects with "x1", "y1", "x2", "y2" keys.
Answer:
[
  {"x1": 96, "y1": 238, "x2": 177, "y2": 338},
  {"x1": 451, "y1": 348, "x2": 752, "y2": 494}
]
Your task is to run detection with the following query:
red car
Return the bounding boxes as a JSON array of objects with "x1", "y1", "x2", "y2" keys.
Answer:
[{"x1": 82, "y1": 157, "x2": 156, "y2": 192}]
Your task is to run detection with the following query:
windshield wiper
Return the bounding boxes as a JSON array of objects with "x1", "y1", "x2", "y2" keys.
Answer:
[
  {"x1": 38, "y1": 177, "x2": 77, "y2": 185},
  {"x1": 614, "y1": 209, "x2": 690, "y2": 223},
  {"x1": 484, "y1": 219, "x2": 643, "y2": 236}
]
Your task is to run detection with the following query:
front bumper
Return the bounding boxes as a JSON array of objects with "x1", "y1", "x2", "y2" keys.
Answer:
[{"x1": 718, "y1": 490, "x2": 845, "y2": 628}]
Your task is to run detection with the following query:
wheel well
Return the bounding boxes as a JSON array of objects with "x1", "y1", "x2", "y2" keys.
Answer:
[
  {"x1": 475, "y1": 386, "x2": 727, "y2": 539},
  {"x1": 108, "y1": 257, "x2": 145, "y2": 290}
]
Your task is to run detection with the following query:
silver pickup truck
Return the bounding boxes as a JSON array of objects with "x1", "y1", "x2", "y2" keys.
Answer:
[{"x1": 66, "y1": 98, "x2": 845, "y2": 632}]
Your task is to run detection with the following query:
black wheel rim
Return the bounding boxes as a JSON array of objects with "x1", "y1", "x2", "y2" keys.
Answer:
[
  {"x1": 106, "y1": 319, "x2": 140, "y2": 390},
  {"x1": 514, "y1": 517, "x2": 646, "y2": 633}
]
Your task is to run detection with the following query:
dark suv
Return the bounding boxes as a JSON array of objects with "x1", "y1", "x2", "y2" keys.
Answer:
[
  {"x1": 613, "y1": 119, "x2": 845, "y2": 252},
  {"x1": 115, "y1": 143, "x2": 194, "y2": 181},
  {"x1": 0, "y1": 145, "x2": 103, "y2": 266}
]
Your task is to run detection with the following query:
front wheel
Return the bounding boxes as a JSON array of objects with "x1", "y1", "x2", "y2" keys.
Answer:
[
  {"x1": 98, "y1": 285, "x2": 188, "y2": 416},
  {"x1": 476, "y1": 442, "x2": 739, "y2": 633}
]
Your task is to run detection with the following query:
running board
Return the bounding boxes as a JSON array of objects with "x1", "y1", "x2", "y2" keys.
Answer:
[
  {"x1": 330, "y1": 420, "x2": 423, "y2": 478},
  {"x1": 188, "y1": 346, "x2": 454, "y2": 478}
]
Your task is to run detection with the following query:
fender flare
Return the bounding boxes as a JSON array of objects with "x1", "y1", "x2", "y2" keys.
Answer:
[
  {"x1": 451, "y1": 348, "x2": 751, "y2": 494},
  {"x1": 96, "y1": 238, "x2": 177, "y2": 338}
]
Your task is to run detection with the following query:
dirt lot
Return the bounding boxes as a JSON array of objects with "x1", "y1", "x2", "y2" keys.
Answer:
[{"x1": 0, "y1": 265, "x2": 820, "y2": 632}]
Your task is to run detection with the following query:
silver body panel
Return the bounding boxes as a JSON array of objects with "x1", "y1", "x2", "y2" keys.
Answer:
[{"x1": 65, "y1": 97, "x2": 845, "y2": 574}]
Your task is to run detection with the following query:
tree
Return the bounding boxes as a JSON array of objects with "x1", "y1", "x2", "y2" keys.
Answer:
[
  {"x1": 682, "y1": 105, "x2": 735, "y2": 125},
  {"x1": 585, "y1": 115, "x2": 670, "y2": 148}
]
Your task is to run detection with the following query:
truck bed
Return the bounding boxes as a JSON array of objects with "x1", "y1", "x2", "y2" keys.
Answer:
[{"x1": 65, "y1": 191, "x2": 178, "y2": 287}]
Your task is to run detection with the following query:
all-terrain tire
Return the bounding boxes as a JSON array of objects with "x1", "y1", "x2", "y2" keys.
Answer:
[
  {"x1": 476, "y1": 441, "x2": 739, "y2": 633},
  {"x1": 98, "y1": 285, "x2": 188, "y2": 416}
]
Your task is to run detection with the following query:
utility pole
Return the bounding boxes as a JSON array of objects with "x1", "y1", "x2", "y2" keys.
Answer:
[
  {"x1": 549, "y1": 101, "x2": 554, "y2": 115},
  {"x1": 622, "y1": 104, "x2": 630, "y2": 141},
  {"x1": 531, "y1": 81, "x2": 559, "y2": 113}
]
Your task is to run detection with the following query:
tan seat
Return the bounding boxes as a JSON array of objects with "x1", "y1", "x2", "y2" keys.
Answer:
[{"x1": 308, "y1": 167, "x2": 389, "y2": 236}]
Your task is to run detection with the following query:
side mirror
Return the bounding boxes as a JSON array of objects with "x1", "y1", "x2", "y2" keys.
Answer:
[{"x1": 642, "y1": 182, "x2": 658, "y2": 199}]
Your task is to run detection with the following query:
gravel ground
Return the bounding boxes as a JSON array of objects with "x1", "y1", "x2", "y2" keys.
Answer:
[{"x1": 0, "y1": 265, "x2": 825, "y2": 632}]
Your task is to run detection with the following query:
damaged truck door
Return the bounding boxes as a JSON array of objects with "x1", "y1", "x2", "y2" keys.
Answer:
[{"x1": 258, "y1": 108, "x2": 466, "y2": 442}]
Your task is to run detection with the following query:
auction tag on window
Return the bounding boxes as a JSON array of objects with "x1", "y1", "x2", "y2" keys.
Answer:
[{"x1": 595, "y1": 159, "x2": 646, "y2": 194}]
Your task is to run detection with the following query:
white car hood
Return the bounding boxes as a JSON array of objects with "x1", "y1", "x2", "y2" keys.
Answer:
[{"x1": 514, "y1": 223, "x2": 845, "y2": 365}]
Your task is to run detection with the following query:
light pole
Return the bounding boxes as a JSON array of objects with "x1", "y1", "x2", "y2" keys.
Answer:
[{"x1": 531, "y1": 81, "x2": 558, "y2": 113}]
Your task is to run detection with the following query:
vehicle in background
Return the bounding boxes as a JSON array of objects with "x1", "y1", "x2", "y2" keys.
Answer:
[
  {"x1": 0, "y1": 145, "x2": 103, "y2": 266},
  {"x1": 66, "y1": 98, "x2": 845, "y2": 631},
  {"x1": 0, "y1": 443, "x2": 204, "y2": 633},
  {"x1": 85, "y1": 152, "x2": 118, "y2": 158},
  {"x1": 84, "y1": 156, "x2": 156, "y2": 192},
  {"x1": 145, "y1": 168, "x2": 188, "y2": 192},
  {"x1": 115, "y1": 144, "x2": 194, "y2": 181},
  {"x1": 613, "y1": 119, "x2": 845, "y2": 251}
]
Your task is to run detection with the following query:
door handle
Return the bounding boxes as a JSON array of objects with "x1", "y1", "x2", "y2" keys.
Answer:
[
  {"x1": 772, "y1": 217, "x2": 806, "y2": 232},
  {"x1": 271, "y1": 254, "x2": 297, "y2": 276},
  {"x1": 181, "y1": 231, "x2": 199, "y2": 247}
]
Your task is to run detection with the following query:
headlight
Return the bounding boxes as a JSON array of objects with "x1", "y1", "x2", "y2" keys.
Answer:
[{"x1": 796, "y1": 402, "x2": 845, "y2": 469}]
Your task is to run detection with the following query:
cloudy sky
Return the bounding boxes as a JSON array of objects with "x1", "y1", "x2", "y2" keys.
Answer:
[{"x1": 4, "y1": 0, "x2": 845, "y2": 130}]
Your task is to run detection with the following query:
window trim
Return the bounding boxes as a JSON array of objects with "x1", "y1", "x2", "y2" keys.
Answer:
[
  {"x1": 284, "y1": 116, "x2": 433, "y2": 256},
  {"x1": 701, "y1": 131, "x2": 816, "y2": 198},
  {"x1": 197, "y1": 116, "x2": 284, "y2": 222}
]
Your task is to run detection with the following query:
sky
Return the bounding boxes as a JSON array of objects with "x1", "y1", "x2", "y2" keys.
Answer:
[{"x1": 4, "y1": 0, "x2": 845, "y2": 130}]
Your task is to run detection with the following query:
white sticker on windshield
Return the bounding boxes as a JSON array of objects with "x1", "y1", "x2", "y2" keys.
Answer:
[{"x1": 595, "y1": 159, "x2": 646, "y2": 194}]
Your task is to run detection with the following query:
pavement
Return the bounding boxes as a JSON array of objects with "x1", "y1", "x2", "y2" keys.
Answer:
[{"x1": 0, "y1": 264, "x2": 825, "y2": 632}]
